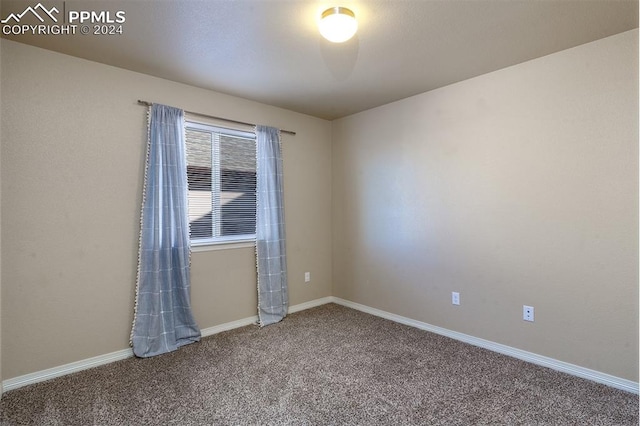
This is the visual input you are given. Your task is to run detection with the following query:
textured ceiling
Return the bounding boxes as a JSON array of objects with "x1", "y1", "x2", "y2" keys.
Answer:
[{"x1": 1, "y1": 0, "x2": 638, "y2": 120}]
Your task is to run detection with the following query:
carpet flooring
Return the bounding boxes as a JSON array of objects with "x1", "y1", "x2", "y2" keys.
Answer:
[{"x1": 0, "y1": 303, "x2": 638, "y2": 425}]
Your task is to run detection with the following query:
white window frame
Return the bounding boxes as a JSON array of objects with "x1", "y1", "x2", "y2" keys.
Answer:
[{"x1": 185, "y1": 121, "x2": 256, "y2": 249}]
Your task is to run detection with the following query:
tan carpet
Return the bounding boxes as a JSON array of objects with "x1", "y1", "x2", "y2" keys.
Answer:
[{"x1": 1, "y1": 303, "x2": 637, "y2": 425}]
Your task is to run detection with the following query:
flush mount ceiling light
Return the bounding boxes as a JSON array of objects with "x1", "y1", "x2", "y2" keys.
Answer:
[{"x1": 318, "y1": 7, "x2": 358, "y2": 43}]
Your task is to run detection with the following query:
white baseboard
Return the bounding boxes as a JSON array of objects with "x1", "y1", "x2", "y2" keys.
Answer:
[
  {"x1": 2, "y1": 348, "x2": 134, "y2": 392},
  {"x1": 288, "y1": 296, "x2": 334, "y2": 314},
  {"x1": 331, "y1": 297, "x2": 639, "y2": 394},
  {"x1": 1, "y1": 297, "x2": 334, "y2": 393},
  {"x1": 5, "y1": 296, "x2": 635, "y2": 395},
  {"x1": 200, "y1": 315, "x2": 258, "y2": 338}
]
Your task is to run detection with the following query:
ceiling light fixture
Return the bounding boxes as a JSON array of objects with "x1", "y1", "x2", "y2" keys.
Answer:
[{"x1": 318, "y1": 7, "x2": 358, "y2": 43}]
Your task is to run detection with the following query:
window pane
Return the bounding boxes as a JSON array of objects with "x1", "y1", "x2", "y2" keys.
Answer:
[
  {"x1": 220, "y1": 135, "x2": 256, "y2": 236},
  {"x1": 185, "y1": 128, "x2": 213, "y2": 240},
  {"x1": 185, "y1": 124, "x2": 256, "y2": 244}
]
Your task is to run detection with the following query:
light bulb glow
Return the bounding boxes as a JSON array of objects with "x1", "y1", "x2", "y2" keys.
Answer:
[{"x1": 319, "y1": 7, "x2": 357, "y2": 43}]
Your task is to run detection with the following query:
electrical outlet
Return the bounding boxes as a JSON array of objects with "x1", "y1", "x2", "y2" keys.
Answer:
[
  {"x1": 452, "y1": 292, "x2": 460, "y2": 306},
  {"x1": 523, "y1": 305, "x2": 534, "y2": 322},
  {"x1": 304, "y1": 272, "x2": 311, "y2": 283}
]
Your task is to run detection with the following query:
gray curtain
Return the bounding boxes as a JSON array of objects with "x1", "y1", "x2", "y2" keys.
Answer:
[
  {"x1": 256, "y1": 125, "x2": 288, "y2": 326},
  {"x1": 131, "y1": 103, "x2": 201, "y2": 357}
]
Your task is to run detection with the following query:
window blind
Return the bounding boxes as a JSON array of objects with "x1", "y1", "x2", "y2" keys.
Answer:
[{"x1": 185, "y1": 122, "x2": 256, "y2": 244}]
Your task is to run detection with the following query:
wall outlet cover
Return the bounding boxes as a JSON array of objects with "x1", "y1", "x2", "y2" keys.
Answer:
[{"x1": 523, "y1": 305, "x2": 535, "y2": 322}]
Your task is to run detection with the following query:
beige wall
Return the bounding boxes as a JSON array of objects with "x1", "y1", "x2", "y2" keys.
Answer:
[
  {"x1": 0, "y1": 40, "x2": 332, "y2": 380},
  {"x1": 0, "y1": 37, "x2": 3, "y2": 395},
  {"x1": 332, "y1": 30, "x2": 638, "y2": 381}
]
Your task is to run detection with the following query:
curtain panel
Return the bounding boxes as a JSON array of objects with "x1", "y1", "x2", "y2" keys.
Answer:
[
  {"x1": 131, "y1": 103, "x2": 201, "y2": 357},
  {"x1": 256, "y1": 125, "x2": 288, "y2": 326}
]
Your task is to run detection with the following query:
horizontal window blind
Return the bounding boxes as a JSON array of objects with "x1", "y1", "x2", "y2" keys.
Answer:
[{"x1": 185, "y1": 122, "x2": 256, "y2": 244}]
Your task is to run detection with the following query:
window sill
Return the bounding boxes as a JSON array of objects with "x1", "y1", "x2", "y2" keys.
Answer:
[{"x1": 191, "y1": 240, "x2": 255, "y2": 252}]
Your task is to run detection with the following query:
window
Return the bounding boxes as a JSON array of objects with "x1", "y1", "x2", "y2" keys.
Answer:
[{"x1": 185, "y1": 121, "x2": 256, "y2": 246}]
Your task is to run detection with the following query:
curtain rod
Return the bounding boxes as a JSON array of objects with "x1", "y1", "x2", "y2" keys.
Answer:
[{"x1": 137, "y1": 100, "x2": 296, "y2": 136}]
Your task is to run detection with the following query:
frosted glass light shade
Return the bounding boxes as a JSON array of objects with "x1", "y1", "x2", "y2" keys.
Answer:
[{"x1": 319, "y1": 7, "x2": 357, "y2": 43}]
